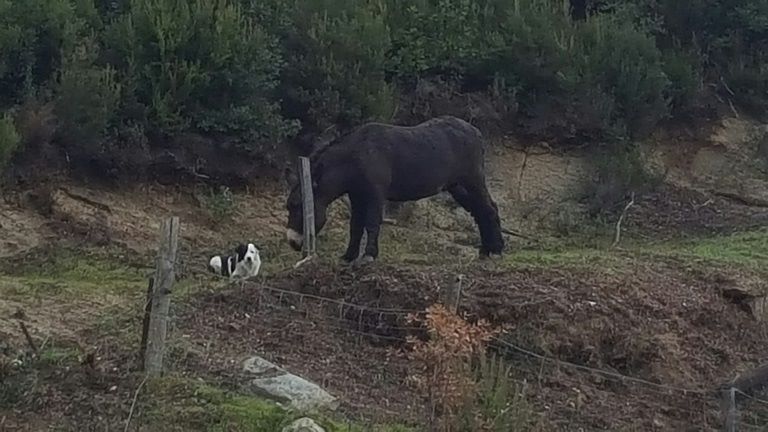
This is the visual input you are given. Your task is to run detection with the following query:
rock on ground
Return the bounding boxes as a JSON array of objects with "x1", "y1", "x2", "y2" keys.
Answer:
[
  {"x1": 281, "y1": 417, "x2": 326, "y2": 432},
  {"x1": 242, "y1": 356, "x2": 338, "y2": 412}
]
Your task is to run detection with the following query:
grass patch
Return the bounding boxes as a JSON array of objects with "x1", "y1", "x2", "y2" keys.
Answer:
[
  {"x1": 142, "y1": 375, "x2": 417, "y2": 432},
  {"x1": 494, "y1": 228, "x2": 768, "y2": 277},
  {"x1": 657, "y1": 228, "x2": 768, "y2": 270},
  {"x1": 0, "y1": 247, "x2": 150, "y2": 299},
  {"x1": 1, "y1": 343, "x2": 84, "y2": 409}
]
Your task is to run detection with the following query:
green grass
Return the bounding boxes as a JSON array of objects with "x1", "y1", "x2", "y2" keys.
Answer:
[
  {"x1": 143, "y1": 375, "x2": 418, "y2": 432},
  {"x1": 1, "y1": 343, "x2": 84, "y2": 409},
  {"x1": 3, "y1": 228, "x2": 766, "y2": 302},
  {"x1": 0, "y1": 247, "x2": 150, "y2": 299},
  {"x1": 655, "y1": 228, "x2": 768, "y2": 270},
  {"x1": 494, "y1": 228, "x2": 768, "y2": 277}
]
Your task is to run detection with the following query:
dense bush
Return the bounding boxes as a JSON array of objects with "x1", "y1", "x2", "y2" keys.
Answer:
[
  {"x1": 0, "y1": 113, "x2": 20, "y2": 169},
  {"x1": 103, "y1": 0, "x2": 296, "y2": 151},
  {"x1": 0, "y1": 0, "x2": 85, "y2": 109},
  {"x1": 278, "y1": 0, "x2": 395, "y2": 132},
  {"x1": 1, "y1": 0, "x2": 767, "y2": 185}
]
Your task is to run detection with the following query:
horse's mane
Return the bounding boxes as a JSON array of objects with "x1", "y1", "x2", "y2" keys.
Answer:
[
  {"x1": 307, "y1": 125, "x2": 356, "y2": 164},
  {"x1": 286, "y1": 127, "x2": 352, "y2": 190}
]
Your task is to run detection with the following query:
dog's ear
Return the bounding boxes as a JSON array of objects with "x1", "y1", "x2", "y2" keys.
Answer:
[{"x1": 234, "y1": 243, "x2": 247, "y2": 261}]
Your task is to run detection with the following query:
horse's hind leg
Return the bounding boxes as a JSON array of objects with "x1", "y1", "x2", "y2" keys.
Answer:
[
  {"x1": 361, "y1": 195, "x2": 385, "y2": 261},
  {"x1": 448, "y1": 182, "x2": 504, "y2": 257},
  {"x1": 342, "y1": 197, "x2": 366, "y2": 263}
]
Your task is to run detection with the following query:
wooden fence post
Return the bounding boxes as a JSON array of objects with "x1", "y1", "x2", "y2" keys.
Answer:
[
  {"x1": 442, "y1": 274, "x2": 464, "y2": 314},
  {"x1": 719, "y1": 363, "x2": 768, "y2": 431},
  {"x1": 143, "y1": 216, "x2": 180, "y2": 376},
  {"x1": 299, "y1": 157, "x2": 317, "y2": 258},
  {"x1": 139, "y1": 276, "x2": 154, "y2": 368},
  {"x1": 722, "y1": 387, "x2": 737, "y2": 432}
]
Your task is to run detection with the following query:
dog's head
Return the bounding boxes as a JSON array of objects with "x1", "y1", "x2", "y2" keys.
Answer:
[{"x1": 235, "y1": 243, "x2": 259, "y2": 265}]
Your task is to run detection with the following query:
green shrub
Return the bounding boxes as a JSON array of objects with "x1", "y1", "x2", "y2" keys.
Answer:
[
  {"x1": 661, "y1": 49, "x2": 702, "y2": 114},
  {"x1": 0, "y1": 0, "x2": 87, "y2": 108},
  {"x1": 462, "y1": 1, "x2": 669, "y2": 142},
  {"x1": 586, "y1": 143, "x2": 660, "y2": 216},
  {"x1": 200, "y1": 186, "x2": 236, "y2": 221},
  {"x1": 607, "y1": 0, "x2": 768, "y2": 114},
  {"x1": 571, "y1": 14, "x2": 670, "y2": 139},
  {"x1": 2, "y1": 0, "x2": 768, "y2": 183},
  {"x1": 470, "y1": 0, "x2": 572, "y2": 108},
  {"x1": 55, "y1": 37, "x2": 121, "y2": 148},
  {"x1": 455, "y1": 353, "x2": 542, "y2": 431},
  {"x1": 104, "y1": 0, "x2": 297, "y2": 151},
  {"x1": 387, "y1": 0, "x2": 487, "y2": 77},
  {"x1": 0, "y1": 113, "x2": 20, "y2": 170},
  {"x1": 281, "y1": 0, "x2": 395, "y2": 130}
]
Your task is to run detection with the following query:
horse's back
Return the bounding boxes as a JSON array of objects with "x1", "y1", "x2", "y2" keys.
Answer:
[
  {"x1": 344, "y1": 116, "x2": 486, "y2": 199},
  {"x1": 356, "y1": 116, "x2": 483, "y2": 155}
]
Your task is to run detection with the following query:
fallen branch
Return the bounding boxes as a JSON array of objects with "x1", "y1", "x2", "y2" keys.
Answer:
[
  {"x1": 18, "y1": 321, "x2": 38, "y2": 355},
  {"x1": 293, "y1": 254, "x2": 316, "y2": 269},
  {"x1": 693, "y1": 198, "x2": 714, "y2": 211},
  {"x1": 612, "y1": 192, "x2": 636, "y2": 249},
  {"x1": 124, "y1": 376, "x2": 148, "y2": 432},
  {"x1": 501, "y1": 227, "x2": 533, "y2": 241}
]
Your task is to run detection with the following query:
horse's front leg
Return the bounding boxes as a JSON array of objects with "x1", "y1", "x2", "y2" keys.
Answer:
[{"x1": 341, "y1": 198, "x2": 366, "y2": 263}]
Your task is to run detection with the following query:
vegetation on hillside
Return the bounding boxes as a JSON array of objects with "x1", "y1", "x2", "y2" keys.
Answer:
[{"x1": 1, "y1": 0, "x2": 766, "y2": 191}]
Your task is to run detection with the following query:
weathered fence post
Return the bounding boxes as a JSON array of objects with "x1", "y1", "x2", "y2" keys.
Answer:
[
  {"x1": 442, "y1": 274, "x2": 464, "y2": 314},
  {"x1": 143, "y1": 216, "x2": 180, "y2": 376},
  {"x1": 139, "y1": 276, "x2": 154, "y2": 368},
  {"x1": 721, "y1": 386, "x2": 737, "y2": 432},
  {"x1": 720, "y1": 363, "x2": 768, "y2": 431},
  {"x1": 299, "y1": 157, "x2": 316, "y2": 258}
]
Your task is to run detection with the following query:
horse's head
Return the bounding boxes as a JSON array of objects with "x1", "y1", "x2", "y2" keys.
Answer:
[{"x1": 283, "y1": 167, "x2": 329, "y2": 252}]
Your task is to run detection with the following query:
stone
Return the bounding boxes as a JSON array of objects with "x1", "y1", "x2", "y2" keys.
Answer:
[
  {"x1": 242, "y1": 356, "x2": 339, "y2": 412},
  {"x1": 281, "y1": 417, "x2": 326, "y2": 432}
]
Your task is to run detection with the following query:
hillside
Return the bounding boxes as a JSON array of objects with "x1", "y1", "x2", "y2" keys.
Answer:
[{"x1": 2, "y1": 115, "x2": 768, "y2": 431}]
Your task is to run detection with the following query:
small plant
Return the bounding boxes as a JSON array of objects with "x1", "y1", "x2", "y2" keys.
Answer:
[
  {"x1": 585, "y1": 143, "x2": 659, "y2": 217},
  {"x1": 202, "y1": 186, "x2": 237, "y2": 221},
  {"x1": 456, "y1": 353, "x2": 543, "y2": 432},
  {"x1": 405, "y1": 304, "x2": 503, "y2": 430},
  {"x1": 0, "y1": 114, "x2": 21, "y2": 172}
]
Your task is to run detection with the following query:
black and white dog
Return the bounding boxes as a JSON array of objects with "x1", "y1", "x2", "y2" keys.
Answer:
[{"x1": 208, "y1": 242, "x2": 262, "y2": 280}]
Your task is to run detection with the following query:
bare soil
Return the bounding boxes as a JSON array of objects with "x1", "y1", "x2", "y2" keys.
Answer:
[{"x1": 170, "y1": 256, "x2": 766, "y2": 431}]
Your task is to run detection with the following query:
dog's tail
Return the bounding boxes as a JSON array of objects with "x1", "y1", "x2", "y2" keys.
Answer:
[{"x1": 208, "y1": 256, "x2": 223, "y2": 275}]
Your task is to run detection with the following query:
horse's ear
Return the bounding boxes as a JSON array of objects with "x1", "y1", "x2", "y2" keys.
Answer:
[{"x1": 283, "y1": 166, "x2": 298, "y2": 187}]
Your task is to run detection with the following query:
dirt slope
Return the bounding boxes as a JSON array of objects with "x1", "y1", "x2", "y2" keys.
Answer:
[{"x1": 2, "y1": 116, "x2": 768, "y2": 431}]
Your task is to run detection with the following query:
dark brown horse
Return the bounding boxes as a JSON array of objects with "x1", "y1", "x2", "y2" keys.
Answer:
[{"x1": 284, "y1": 115, "x2": 504, "y2": 263}]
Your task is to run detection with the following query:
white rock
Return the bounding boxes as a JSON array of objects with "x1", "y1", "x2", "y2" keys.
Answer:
[
  {"x1": 242, "y1": 356, "x2": 338, "y2": 412},
  {"x1": 281, "y1": 417, "x2": 326, "y2": 432}
]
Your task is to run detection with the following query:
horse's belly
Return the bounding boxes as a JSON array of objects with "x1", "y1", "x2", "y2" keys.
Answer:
[
  {"x1": 388, "y1": 176, "x2": 449, "y2": 201},
  {"x1": 386, "y1": 141, "x2": 471, "y2": 200}
]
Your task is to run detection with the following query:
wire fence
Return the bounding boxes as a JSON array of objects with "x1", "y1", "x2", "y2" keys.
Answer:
[
  {"x1": 154, "y1": 272, "x2": 768, "y2": 432},
  {"x1": 5, "y1": 227, "x2": 767, "y2": 431}
]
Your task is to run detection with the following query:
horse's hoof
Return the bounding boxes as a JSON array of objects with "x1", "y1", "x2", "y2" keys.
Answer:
[
  {"x1": 340, "y1": 254, "x2": 357, "y2": 264},
  {"x1": 352, "y1": 255, "x2": 375, "y2": 268}
]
